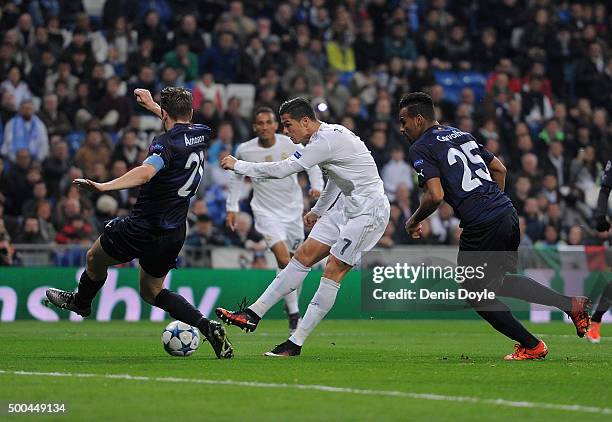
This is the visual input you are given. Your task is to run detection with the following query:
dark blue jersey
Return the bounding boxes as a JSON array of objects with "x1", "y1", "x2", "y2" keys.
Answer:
[
  {"x1": 408, "y1": 125, "x2": 513, "y2": 228},
  {"x1": 131, "y1": 123, "x2": 211, "y2": 230}
]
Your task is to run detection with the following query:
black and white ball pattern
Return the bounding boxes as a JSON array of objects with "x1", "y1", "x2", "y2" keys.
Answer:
[{"x1": 161, "y1": 321, "x2": 201, "y2": 356}]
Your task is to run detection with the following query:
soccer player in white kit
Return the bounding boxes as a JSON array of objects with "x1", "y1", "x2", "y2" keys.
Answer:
[
  {"x1": 226, "y1": 107, "x2": 324, "y2": 334},
  {"x1": 217, "y1": 97, "x2": 390, "y2": 356}
]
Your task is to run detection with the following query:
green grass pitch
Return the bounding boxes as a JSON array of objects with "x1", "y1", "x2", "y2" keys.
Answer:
[{"x1": 0, "y1": 320, "x2": 610, "y2": 421}]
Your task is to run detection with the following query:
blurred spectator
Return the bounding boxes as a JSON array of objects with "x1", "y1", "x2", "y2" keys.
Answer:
[
  {"x1": 55, "y1": 215, "x2": 95, "y2": 245},
  {"x1": 74, "y1": 128, "x2": 112, "y2": 177},
  {"x1": 36, "y1": 200, "x2": 56, "y2": 243},
  {"x1": 163, "y1": 41, "x2": 198, "y2": 82},
  {"x1": 192, "y1": 73, "x2": 226, "y2": 112},
  {"x1": 570, "y1": 145, "x2": 598, "y2": 192},
  {"x1": 381, "y1": 146, "x2": 413, "y2": 202},
  {"x1": 430, "y1": 203, "x2": 460, "y2": 245},
  {"x1": 111, "y1": 129, "x2": 141, "y2": 169},
  {"x1": 22, "y1": 180, "x2": 47, "y2": 217},
  {"x1": 95, "y1": 76, "x2": 131, "y2": 132},
  {"x1": 354, "y1": 19, "x2": 382, "y2": 71},
  {"x1": 207, "y1": 122, "x2": 235, "y2": 164},
  {"x1": 224, "y1": 212, "x2": 266, "y2": 251},
  {"x1": 281, "y1": 50, "x2": 323, "y2": 95},
  {"x1": 238, "y1": 35, "x2": 266, "y2": 85},
  {"x1": 223, "y1": 97, "x2": 250, "y2": 142},
  {"x1": 199, "y1": 31, "x2": 239, "y2": 84},
  {"x1": 518, "y1": 216, "x2": 533, "y2": 247},
  {"x1": 542, "y1": 140, "x2": 569, "y2": 187},
  {"x1": 185, "y1": 214, "x2": 225, "y2": 247},
  {"x1": 3, "y1": 149, "x2": 34, "y2": 216},
  {"x1": 15, "y1": 217, "x2": 48, "y2": 244},
  {"x1": 367, "y1": 129, "x2": 391, "y2": 168},
  {"x1": 42, "y1": 141, "x2": 70, "y2": 198},
  {"x1": 0, "y1": 232, "x2": 14, "y2": 265},
  {"x1": 173, "y1": 14, "x2": 206, "y2": 54},
  {"x1": 1, "y1": 99, "x2": 48, "y2": 162},
  {"x1": 524, "y1": 198, "x2": 545, "y2": 242},
  {"x1": 39, "y1": 93, "x2": 72, "y2": 136},
  {"x1": 384, "y1": 22, "x2": 416, "y2": 62},
  {"x1": 1, "y1": 65, "x2": 32, "y2": 108}
]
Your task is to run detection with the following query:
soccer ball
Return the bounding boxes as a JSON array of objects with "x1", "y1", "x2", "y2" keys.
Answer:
[{"x1": 161, "y1": 321, "x2": 201, "y2": 356}]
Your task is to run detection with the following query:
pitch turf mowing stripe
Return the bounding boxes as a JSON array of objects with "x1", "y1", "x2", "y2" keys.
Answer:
[{"x1": 1, "y1": 370, "x2": 610, "y2": 415}]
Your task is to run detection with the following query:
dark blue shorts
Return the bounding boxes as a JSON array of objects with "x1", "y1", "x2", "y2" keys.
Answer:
[
  {"x1": 457, "y1": 209, "x2": 519, "y2": 292},
  {"x1": 100, "y1": 217, "x2": 186, "y2": 278}
]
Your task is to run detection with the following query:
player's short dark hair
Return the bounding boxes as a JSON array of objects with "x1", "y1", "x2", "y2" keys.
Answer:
[
  {"x1": 278, "y1": 97, "x2": 316, "y2": 120},
  {"x1": 253, "y1": 106, "x2": 276, "y2": 121},
  {"x1": 160, "y1": 86, "x2": 192, "y2": 120},
  {"x1": 399, "y1": 92, "x2": 435, "y2": 121}
]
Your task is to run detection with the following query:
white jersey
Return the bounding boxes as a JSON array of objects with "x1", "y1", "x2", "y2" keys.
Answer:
[
  {"x1": 295, "y1": 123, "x2": 385, "y2": 218},
  {"x1": 233, "y1": 122, "x2": 386, "y2": 219},
  {"x1": 227, "y1": 134, "x2": 323, "y2": 221}
]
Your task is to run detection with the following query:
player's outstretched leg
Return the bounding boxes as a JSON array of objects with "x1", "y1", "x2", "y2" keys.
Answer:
[
  {"x1": 46, "y1": 238, "x2": 118, "y2": 317},
  {"x1": 217, "y1": 238, "x2": 331, "y2": 331},
  {"x1": 271, "y1": 242, "x2": 302, "y2": 335},
  {"x1": 140, "y1": 269, "x2": 233, "y2": 359},
  {"x1": 467, "y1": 297, "x2": 548, "y2": 361},
  {"x1": 265, "y1": 254, "x2": 348, "y2": 357},
  {"x1": 498, "y1": 274, "x2": 592, "y2": 337},
  {"x1": 587, "y1": 281, "x2": 612, "y2": 343},
  {"x1": 216, "y1": 257, "x2": 311, "y2": 332}
]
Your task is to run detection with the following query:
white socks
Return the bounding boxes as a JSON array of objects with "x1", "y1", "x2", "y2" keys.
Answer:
[
  {"x1": 249, "y1": 258, "x2": 310, "y2": 317},
  {"x1": 289, "y1": 277, "x2": 340, "y2": 346},
  {"x1": 279, "y1": 267, "x2": 300, "y2": 315}
]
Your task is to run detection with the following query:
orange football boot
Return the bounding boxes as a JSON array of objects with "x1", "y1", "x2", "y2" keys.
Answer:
[
  {"x1": 586, "y1": 322, "x2": 601, "y2": 344},
  {"x1": 504, "y1": 340, "x2": 548, "y2": 361}
]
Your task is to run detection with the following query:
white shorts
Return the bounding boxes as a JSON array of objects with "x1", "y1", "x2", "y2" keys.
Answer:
[
  {"x1": 254, "y1": 213, "x2": 304, "y2": 252},
  {"x1": 309, "y1": 193, "x2": 390, "y2": 266}
]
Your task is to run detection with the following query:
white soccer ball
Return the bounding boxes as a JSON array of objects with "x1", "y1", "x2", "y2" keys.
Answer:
[{"x1": 161, "y1": 321, "x2": 201, "y2": 357}]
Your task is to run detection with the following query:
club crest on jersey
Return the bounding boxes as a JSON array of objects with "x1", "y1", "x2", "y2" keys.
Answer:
[
  {"x1": 293, "y1": 151, "x2": 302, "y2": 159},
  {"x1": 281, "y1": 152, "x2": 288, "y2": 160},
  {"x1": 414, "y1": 159, "x2": 424, "y2": 167},
  {"x1": 149, "y1": 143, "x2": 164, "y2": 154}
]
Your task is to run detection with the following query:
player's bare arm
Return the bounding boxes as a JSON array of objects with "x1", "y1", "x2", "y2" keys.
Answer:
[
  {"x1": 487, "y1": 156, "x2": 507, "y2": 191},
  {"x1": 134, "y1": 88, "x2": 162, "y2": 119},
  {"x1": 406, "y1": 178, "x2": 444, "y2": 239},
  {"x1": 73, "y1": 164, "x2": 157, "y2": 193}
]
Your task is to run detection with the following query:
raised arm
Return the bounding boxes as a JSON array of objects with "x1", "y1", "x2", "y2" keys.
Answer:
[{"x1": 134, "y1": 88, "x2": 162, "y2": 119}]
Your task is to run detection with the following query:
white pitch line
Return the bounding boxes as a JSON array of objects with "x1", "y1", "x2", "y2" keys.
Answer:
[{"x1": 0, "y1": 370, "x2": 610, "y2": 415}]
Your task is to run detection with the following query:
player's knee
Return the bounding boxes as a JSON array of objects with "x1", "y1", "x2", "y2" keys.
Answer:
[
  {"x1": 85, "y1": 248, "x2": 105, "y2": 278},
  {"x1": 293, "y1": 248, "x2": 314, "y2": 268},
  {"x1": 140, "y1": 284, "x2": 160, "y2": 305},
  {"x1": 322, "y1": 255, "x2": 351, "y2": 282}
]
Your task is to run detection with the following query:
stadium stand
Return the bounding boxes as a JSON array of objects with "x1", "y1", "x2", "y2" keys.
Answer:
[{"x1": 0, "y1": 0, "x2": 610, "y2": 268}]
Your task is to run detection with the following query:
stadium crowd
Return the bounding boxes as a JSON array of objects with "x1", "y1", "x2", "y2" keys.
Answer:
[{"x1": 0, "y1": 0, "x2": 610, "y2": 266}]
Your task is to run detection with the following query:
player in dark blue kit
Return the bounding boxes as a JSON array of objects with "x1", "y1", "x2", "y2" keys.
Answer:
[
  {"x1": 398, "y1": 92, "x2": 591, "y2": 360},
  {"x1": 45, "y1": 87, "x2": 233, "y2": 359},
  {"x1": 586, "y1": 159, "x2": 612, "y2": 343}
]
